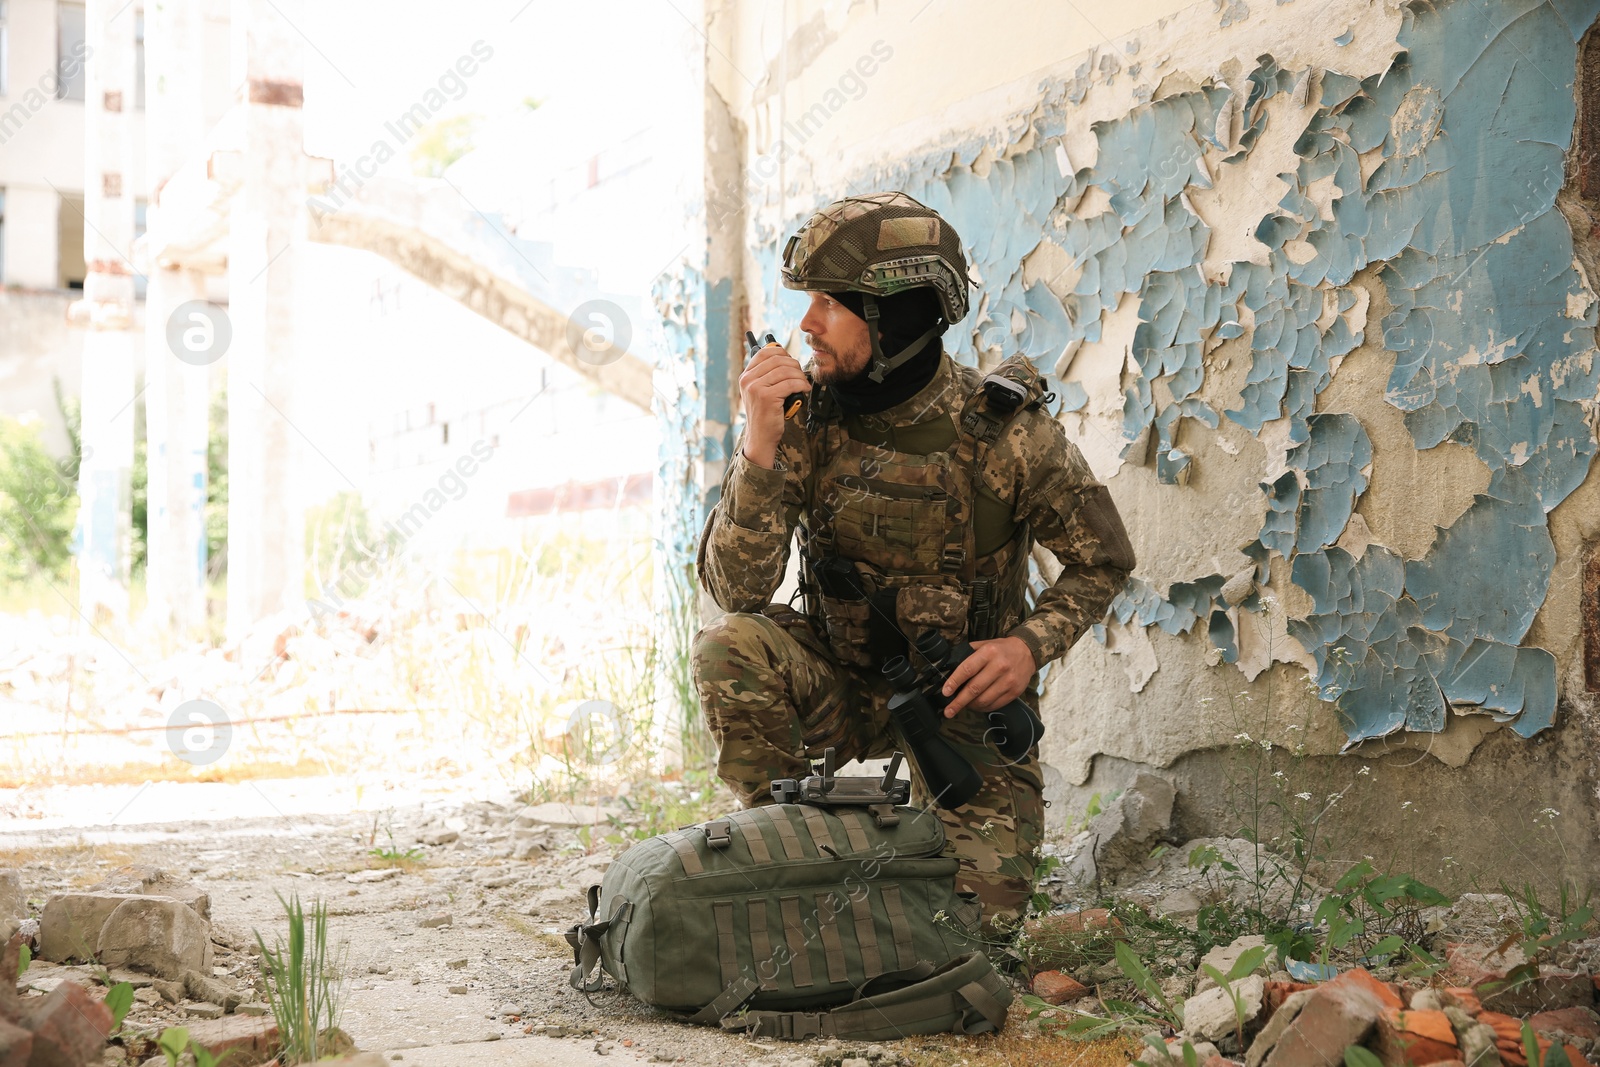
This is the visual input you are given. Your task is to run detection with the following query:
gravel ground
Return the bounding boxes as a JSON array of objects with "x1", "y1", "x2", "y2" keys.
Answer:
[{"x1": 2, "y1": 787, "x2": 1052, "y2": 1067}]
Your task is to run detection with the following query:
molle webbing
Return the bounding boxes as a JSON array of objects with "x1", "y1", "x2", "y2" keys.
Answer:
[{"x1": 764, "y1": 806, "x2": 806, "y2": 860}]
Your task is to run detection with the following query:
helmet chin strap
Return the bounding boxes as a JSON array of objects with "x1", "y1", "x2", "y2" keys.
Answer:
[{"x1": 861, "y1": 294, "x2": 942, "y2": 383}]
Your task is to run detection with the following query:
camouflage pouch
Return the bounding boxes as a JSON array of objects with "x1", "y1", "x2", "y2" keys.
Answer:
[{"x1": 893, "y1": 579, "x2": 970, "y2": 647}]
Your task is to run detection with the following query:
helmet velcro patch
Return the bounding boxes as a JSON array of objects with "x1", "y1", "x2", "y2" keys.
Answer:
[{"x1": 877, "y1": 216, "x2": 940, "y2": 251}]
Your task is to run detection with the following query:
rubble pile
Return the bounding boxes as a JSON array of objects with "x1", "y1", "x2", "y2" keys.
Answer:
[{"x1": 1024, "y1": 776, "x2": 1600, "y2": 1066}]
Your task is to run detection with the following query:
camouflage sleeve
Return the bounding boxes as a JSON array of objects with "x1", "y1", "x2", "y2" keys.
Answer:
[
  {"x1": 695, "y1": 424, "x2": 809, "y2": 614},
  {"x1": 1000, "y1": 414, "x2": 1135, "y2": 668}
]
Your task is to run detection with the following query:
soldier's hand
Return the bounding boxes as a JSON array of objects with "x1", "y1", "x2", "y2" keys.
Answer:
[
  {"x1": 941, "y1": 636, "x2": 1035, "y2": 717},
  {"x1": 739, "y1": 343, "x2": 811, "y2": 469}
]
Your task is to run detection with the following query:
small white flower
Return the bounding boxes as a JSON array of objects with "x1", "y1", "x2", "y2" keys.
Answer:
[
  {"x1": 1400, "y1": 800, "x2": 1414, "y2": 811},
  {"x1": 1259, "y1": 739, "x2": 1273, "y2": 751},
  {"x1": 1357, "y1": 766, "x2": 1371, "y2": 776},
  {"x1": 1538, "y1": 807, "x2": 1560, "y2": 819},
  {"x1": 1272, "y1": 771, "x2": 1286, "y2": 780},
  {"x1": 1296, "y1": 792, "x2": 1313, "y2": 801},
  {"x1": 1234, "y1": 731, "x2": 1252, "y2": 742},
  {"x1": 1285, "y1": 724, "x2": 1302, "y2": 732}
]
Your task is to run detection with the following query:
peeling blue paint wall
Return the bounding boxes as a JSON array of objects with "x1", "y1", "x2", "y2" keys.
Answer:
[{"x1": 742, "y1": 0, "x2": 1600, "y2": 744}]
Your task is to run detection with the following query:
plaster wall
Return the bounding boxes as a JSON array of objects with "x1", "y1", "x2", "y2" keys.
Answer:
[{"x1": 703, "y1": 0, "x2": 1600, "y2": 872}]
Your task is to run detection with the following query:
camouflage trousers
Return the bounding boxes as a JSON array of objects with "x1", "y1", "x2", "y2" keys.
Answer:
[{"x1": 691, "y1": 605, "x2": 1044, "y2": 933}]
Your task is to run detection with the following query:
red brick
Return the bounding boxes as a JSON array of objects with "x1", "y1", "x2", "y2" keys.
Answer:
[
  {"x1": 0, "y1": 1019, "x2": 30, "y2": 1067},
  {"x1": 1260, "y1": 974, "x2": 1390, "y2": 1067},
  {"x1": 20, "y1": 983, "x2": 112, "y2": 1067},
  {"x1": 1030, "y1": 970, "x2": 1089, "y2": 1005},
  {"x1": 1374, "y1": 1008, "x2": 1459, "y2": 1066},
  {"x1": 1530, "y1": 1006, "x2": 1600, "y2": 1044},
  {"x1": 1022, "y1": 908, "x2": 1120, "y2": 939},
  {"x1": 1438, "y1": 988, "x2": 1482, "y2": 1016},
  {"x1": 1472, "y1": 1010, "x2": 1588, "y2": 1067},
  {"x1": 1327, "y1": 968, "x2": 1405, "y2": 1011},
  {"x1": 0, "y1": 934, "x2": 21, "y2": 1023},
  {"x1": 1266, "y1": 980, "x2": 1315, "y2": 1016},
  {"x1": 1443, "y1": 943, "x2": 1517, "y2": 987},
  {"x1": 182, "y1": 1014, "x2": 280, "y2": 1066},
  {"x1": 1479, "y1": 970, "x2": 1595, "y2": 1015}
]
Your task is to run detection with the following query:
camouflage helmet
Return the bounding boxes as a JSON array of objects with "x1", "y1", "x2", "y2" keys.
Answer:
[{"x1": 781, "y1": 191, "x2": 971, "y2": 325}]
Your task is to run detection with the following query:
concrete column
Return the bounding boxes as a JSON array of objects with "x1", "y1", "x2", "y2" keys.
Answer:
[
  {"x1": 143, "y1": 0, "x2": 212, "y2": 636},
  {"x1": 649, "y1": 0, "x2": 745, "y2": 768},
  {"x1": 225, "y1": 0, "x2": 307, "y2": 641},
  {"x1": 77, "y1": 0, "x2": 139, "y2": 624},
  {"x1": 143, "y1": 267, "x2": 212, "y2": 634}
]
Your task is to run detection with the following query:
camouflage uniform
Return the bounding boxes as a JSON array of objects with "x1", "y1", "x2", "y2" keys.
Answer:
[{"x1": 693, "y1": 350, "x2": 1135, "y2": 931}]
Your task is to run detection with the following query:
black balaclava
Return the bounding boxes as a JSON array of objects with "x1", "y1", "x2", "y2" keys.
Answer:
[{"x1": 823, "y1": 287, "x2": 947, "y2": 415}]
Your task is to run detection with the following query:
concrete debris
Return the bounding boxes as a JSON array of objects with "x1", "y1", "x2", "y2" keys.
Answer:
[
  {"x1": 0, "y1": 872, "x2": 24, "y2": 929},
  {"x1": 417, "y1": 912, "x2": 452, "y2": 928},
  {"x1": 1196, "y1": 935, "x2": 1272, "y2": 994},
  {"x1": 94, "y1": 896, "x2": 214, "y2": 980},
  {"x1": 183, "y1": 969, "x2": 243, "y2": 1012},
  {"x1": 1183, "y1": 974, "x2": 1265, "y2": 1045},
  {"x1": 39, "y1": 889, "x2": 213, "y2": 981},
  {"x1": 39, "y1": 894, "x2": 140, "y2": 964},
  {"x1": 419, "y1": 829, "x2": 459, "y2": 846},
  {"x1": 89, "y1": 866, "x2": 212, "y2": 921},
  {"x1": 345, "y1": 868, "x2": 403, "y2": 884},
  {"x1": 512, "y1": 802, "x2": 624, "y2": 828},
  {"x1": 1061, "y1": 773, "x2": 1176, "y2": 885}
]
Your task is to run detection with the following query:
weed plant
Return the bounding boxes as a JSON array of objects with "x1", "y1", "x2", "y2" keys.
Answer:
[{"x1": 254, "y1": 892, "x2": 347, "y2": 1064}]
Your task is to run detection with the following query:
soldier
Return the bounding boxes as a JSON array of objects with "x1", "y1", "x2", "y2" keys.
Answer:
[{"x1": 693, "y1": 190, "x2": 1135, "y2": 931}]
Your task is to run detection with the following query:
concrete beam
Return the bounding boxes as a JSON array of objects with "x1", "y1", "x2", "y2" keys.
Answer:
[{"x1": 306, "y1": 208, "x2": 655, "y2": 415}]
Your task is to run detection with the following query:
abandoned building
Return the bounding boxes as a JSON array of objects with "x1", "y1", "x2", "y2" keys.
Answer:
[{"x1": 3, "y1": 0, "x2": 1600, "y2": 1063}]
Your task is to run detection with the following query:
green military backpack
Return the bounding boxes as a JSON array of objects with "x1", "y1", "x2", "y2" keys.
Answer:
[{"x1": 564, "y1": 752, "x2": 1013, "y2": 1040}]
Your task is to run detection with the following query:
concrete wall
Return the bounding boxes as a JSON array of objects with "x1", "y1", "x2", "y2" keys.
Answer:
[
  {"x1": 0, "y1": 0, "x2": 150, "y2": 289},
  {"x1": 703, "y1": 0, "x2": 1600, "y2": 886}
]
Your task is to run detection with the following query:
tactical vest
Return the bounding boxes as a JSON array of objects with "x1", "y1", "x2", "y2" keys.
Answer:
[{"x1": 797, "y1": 354, "x2": 1051, "y2": 670}]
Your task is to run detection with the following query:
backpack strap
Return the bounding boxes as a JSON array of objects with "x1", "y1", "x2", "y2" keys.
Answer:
[
  {"x1": 952, "y1": 355, "x2": 1050, "y2": 635},
  {"x1": 714, "y1": 952, "x2": 1012, "y2": 1041},
  {"x1": 564, "y1": 885, "x2": 611, "y2": 991}
]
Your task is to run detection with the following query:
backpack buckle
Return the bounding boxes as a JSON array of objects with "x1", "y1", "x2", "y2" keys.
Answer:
[
  {"x1": 704, "y1": 819, "x2": 732, "y2": 849},
  {"x1": 867, "y1": 803, "x2": 900, "y2": 829}
]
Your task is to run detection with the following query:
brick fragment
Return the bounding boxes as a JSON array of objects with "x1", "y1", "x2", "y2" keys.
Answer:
[
  {"x1": 20, "y1": 983, "x2": 112, "y2": 1067},
  {"x1": 1031, "y1": 970, "x2": 1089, "y2": 1004},
  {"x1": 0, "y1": 1019, "x2": 30, "y2": 1067},
  {"x1": 1530, "y1": 1006, "x2": 1600, "y2": 1044},
  {"x1": 1254, "y1": 972, "x2": 1390, "y2": 1067},
  {"x1": 182, "y1": 1015, "x2": 281, "y2": 1067},
  {"x1": 1374, "y1": 1007, "x2": 1459, "y2": 1065}
]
